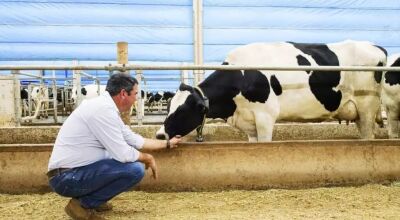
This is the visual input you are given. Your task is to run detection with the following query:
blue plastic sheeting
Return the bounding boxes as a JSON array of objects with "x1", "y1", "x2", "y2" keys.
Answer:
[
  {"x1": 3, "y1": 0, "x2": 192, "y2": 5},
  {"x1": 203, "y1": 28, "x2": 399, "y2": 59},
  {"x1": 0, "y1": 26, "x2": 192, "y2": 44},
  {"x1": 0, "y1": 3, "x2": 192, "y2": 26},
  {"x1": 204, "y1": 0, "x2": 400, "y2": 9},
  {"x1": 202, "y1": 4, "x2": 400, "y2": 62},
  {"x1": 0, "y1": 1, "x2": 193, "y2": 62},
  {"x1": 0, "y1": 0, "x2": 399, "y2": 91},
  {"x1": 203, "y1": 7, "x2": 400, "y2": 29},
  {"x1": 204, "y1": 28, "x2": 398, "y2": 46},
  {"x1": 0, "y1": 43, "x2": 193, "y2": 62}
]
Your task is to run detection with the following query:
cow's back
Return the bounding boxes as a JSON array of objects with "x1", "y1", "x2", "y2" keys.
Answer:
[{"x1": 224, "y1": 41, "x2": 386, "y2": 122}]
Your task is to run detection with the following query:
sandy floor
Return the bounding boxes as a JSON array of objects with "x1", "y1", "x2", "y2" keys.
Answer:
[{"x1": 1, "y1": 183, "x2": 400, "y2": 220}]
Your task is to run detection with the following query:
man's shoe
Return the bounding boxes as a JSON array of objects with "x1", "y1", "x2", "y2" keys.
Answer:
[
  {"x1": 95, "y1": 202, "x2": 113, "y2": 212},
  {"x1": 65, "y1": 198, "x2": 105, "y2": 220}
]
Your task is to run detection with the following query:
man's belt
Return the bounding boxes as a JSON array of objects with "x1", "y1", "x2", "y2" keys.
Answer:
[{"x1": 46, "y1": 168, "x2": 72, "y2": 179}]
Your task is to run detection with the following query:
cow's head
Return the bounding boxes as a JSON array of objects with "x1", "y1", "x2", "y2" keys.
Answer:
[{"x1": 156, "y1": 83, "x2": 208, "y2": 140}]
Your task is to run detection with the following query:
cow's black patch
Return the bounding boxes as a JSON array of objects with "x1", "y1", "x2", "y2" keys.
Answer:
[
  {"x1": 200, "y1": 69, "x2": 243, "y2": 119},
  {"x1": 241, "y1": 70, "x2": 270, "y2": 103},
  {"x1": 375, "y1": 62, "x2": 384, "y2": 83},
  {"x1": 20, "y1": 88, "x2": 28, "y2": 99},
  {"x1": 81, "y1": 87, "x2": 87, "y2": 96},
  {"x1": 296, "y1": 55, "x2": 312, "y2": 74},
  {"x1": 291, "y1": 43, "x2": 342, "y2": 112},
  {"x1": 385, "y1": 57, "x2": 400, "y2": 86},
  {"x1": 270, "y1": 75, "x2": 282, "y2": 96},
  {"x1": 179, "y1": 83, "x2": 194, "y2": 92}
]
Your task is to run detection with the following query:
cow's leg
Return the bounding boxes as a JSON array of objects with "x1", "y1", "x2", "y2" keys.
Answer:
[
  {"x1": 254, "y1": 112, "x2": 275, "y2": 142},
  {"x1": 375, "y1": 104, "x2": 384, "y2": 128},
  {"x1": 386, "y1": 105, "x2": 400, "y2": 138},
  {"x1": 356, "y1": 107, "x2": 377, "y2": 139}
]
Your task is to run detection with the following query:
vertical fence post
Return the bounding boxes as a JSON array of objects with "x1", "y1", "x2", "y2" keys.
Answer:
[
  {"x1": 135, "y1": 70, "x2": 144, "y2": 126},
  {"x1": 193, "y1": 0, "x2": 204, "y2": 85},
  {"x1": 117, "y1": 41, "x2": 132, "y2": 125},
  {"x1": 72, "y1": 60, "x2": 82, "y2": 109},
  {"x1": 12, "y1": 71, "x2": 21, "y2": 126},
  {"x1": 180, "y1": 62, "x2": 190, "y2": 85},
  {"x1": 52, "y1": 76, "x2": 58, "y2": 124}
]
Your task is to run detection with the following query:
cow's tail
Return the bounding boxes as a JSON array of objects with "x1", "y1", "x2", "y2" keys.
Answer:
[{"x1": 374, "y1": 45, "x2": 387, "y2": 128}]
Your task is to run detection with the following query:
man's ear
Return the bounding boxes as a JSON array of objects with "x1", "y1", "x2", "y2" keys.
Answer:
[{"x1": 120, "y1": 89, "x2": 127, "y2": 99}]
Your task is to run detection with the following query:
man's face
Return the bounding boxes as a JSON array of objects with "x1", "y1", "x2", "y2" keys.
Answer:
[{"x1": 123, "y1": 84, "x2": 138, "y2": 112}]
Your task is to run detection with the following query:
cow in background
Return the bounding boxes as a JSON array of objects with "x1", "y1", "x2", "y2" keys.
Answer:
[
  {"x1": 20, "y1": 88, "x2": 29, "y2": 116},
  {"x1": 146, "y1": 92, "x2": 163, "y2": 112},
  {"x1": 49, "y1": 88, "x2": 63, "y2": 103},
  {"x1": 31, "y1": 86, "x2": 49, "y2": 118},
  {"x1": 163, "y1": 91, "x2": 175, "y2": 102},
  {"x1": 71, "y1": 84, "x2": 106, "y2": 108},
  {"x1": 156, "y1": 40, "x2": 386, "y2": 142},
  {"x1": 382, "y1": 53, "x2": 400, "y2": 138},
  {"x1": 146, "y1": 91, "x2": 176, "y2": 112}
]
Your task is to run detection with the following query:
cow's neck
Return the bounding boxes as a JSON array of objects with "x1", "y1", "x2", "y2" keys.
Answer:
[{"x1": 198, "y1": 70, "x2": 242, "y2": 119}]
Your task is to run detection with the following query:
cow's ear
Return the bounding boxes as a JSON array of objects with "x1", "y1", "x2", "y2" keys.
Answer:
[
  {"x1": 196, "y1": 99, "x2": 209, "y2": 114},
  {"x1": 179, "y1": 83, "x2": 192, "y2": 91}
]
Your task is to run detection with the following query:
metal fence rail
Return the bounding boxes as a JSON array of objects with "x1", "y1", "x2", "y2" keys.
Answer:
[
  {"x1": 0, "y1": 64, "x2": 400, "y2": 72},
  {"x1": 1, "y1": 64, "x2": 399, "y2": 126}
]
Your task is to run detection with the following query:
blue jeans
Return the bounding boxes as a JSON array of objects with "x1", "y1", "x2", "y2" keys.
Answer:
[{"x1": 48, "y1": 159, "x2": 145, "y2": 209}]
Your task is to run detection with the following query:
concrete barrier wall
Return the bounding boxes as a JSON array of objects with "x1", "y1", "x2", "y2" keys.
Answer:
[
  {"x1": 0, "y1": 140, "x2": 399, "y2": 193},
  {"x1": 0, "y1": 123, "x2": 389, "y2": 144}
]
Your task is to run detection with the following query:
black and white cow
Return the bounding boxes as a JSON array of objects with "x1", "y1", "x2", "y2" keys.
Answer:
[
  {"x1": 146, "y1": 91, "x2": 176, "y2": 112},
  {"x1": 163, "y1": 91, "x2": 176, "y2": 102},
  {"x1": 156, "y1": 40, "x2": 387, "y2": 142},
  {"x1": 71, "y1": 84, "x2": 106, "y2": 108},
  {"x1": 20, "y1": 88, "x2": 29, "y2": 115},
  {"x1": 31, "y1": 86, "x2": 50, "y2": 118},
  {"x1": 382, "y1": 53, "x2": 400, "y2": 138}
]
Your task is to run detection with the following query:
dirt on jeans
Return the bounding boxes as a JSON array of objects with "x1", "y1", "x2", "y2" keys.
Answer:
[{"x1": 0, "y1": 183, "x2": 400, "y2": 220}]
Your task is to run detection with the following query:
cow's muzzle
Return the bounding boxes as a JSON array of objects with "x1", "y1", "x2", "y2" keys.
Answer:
[
  {"x1": 155, "y1": 126, "x2": 168, "y2": 140},
  {"x1": 156, "y1": 133, "x2": 167, "y2": 140}
]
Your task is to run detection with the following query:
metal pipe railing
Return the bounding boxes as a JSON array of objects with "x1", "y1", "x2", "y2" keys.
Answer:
[
  {"x1": 0, "y1": 64, "x2": 400, "y2": 71},
  {"x1": 15, "y1": 71, "x2": 42, "y2": 78}
]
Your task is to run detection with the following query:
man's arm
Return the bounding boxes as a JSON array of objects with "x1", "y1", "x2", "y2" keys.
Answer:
[{"x1": 142, "y1": 136, "x2": 182, "y2": 151}]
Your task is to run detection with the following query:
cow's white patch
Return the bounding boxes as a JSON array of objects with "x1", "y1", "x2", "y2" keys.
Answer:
[{"x1": 167, "y1": 90, "x2": 190, "y2": 116}]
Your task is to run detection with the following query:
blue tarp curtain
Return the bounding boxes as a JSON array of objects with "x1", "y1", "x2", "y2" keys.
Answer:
[{"x1": 0, "y1": 0, "x2": 399, "y2": 90}]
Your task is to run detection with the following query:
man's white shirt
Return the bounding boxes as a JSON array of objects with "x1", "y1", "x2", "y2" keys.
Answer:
[{"x1": 48, "y1": 91, "x2": 144, "y2": 171}]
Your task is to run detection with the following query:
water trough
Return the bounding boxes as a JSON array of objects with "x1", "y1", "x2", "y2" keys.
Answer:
[{"x1": 0, "y1": 123, "x2": 399, "y2": 193}]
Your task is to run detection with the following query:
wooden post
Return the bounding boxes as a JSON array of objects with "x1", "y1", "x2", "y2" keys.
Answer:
[
  {"x1": 117, "y1": 42, "x2": 131, "y2": 125},
  {"x1": 117, "y1": 42, "x2": 129, "y2": 65}
]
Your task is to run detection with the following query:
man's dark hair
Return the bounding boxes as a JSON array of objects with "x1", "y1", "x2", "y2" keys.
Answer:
[{"x1": 106, "y1": 72, "x2": 138, "y2": 96}]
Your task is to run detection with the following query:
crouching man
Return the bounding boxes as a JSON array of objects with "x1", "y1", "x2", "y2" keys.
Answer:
[{"x1": 47, "y1": 72, "x2": 181, "y2": 220}]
